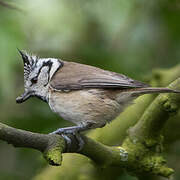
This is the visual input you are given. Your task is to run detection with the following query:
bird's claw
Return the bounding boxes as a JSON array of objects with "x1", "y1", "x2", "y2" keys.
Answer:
[{"x1": 50, "y1": 128, "x2": 84, "y2": 152}]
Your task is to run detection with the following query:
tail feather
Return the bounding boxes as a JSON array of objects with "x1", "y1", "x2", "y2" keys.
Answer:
[{"x1": 131, "y1": 87, "x2": 180, "y2": 96}]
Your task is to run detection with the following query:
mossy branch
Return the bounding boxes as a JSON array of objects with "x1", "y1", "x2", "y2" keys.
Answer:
[
  {"x1": 0, "y1": 121, "x2": 129, "y2": 167},
  {"x1": 122, "y1": 78, "x2": 180, "y2": 177},
  {"x1": 1, "y1": 78, "x2": 180, "y2": 178},
  {"x1": 0, "y1": 123, "x2": 65, "y2": 166}
]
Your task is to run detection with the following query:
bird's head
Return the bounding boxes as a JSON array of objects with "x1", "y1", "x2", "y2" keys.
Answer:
[{"x1": 16, "y1": 50, "x2": 62, "y2": 103}]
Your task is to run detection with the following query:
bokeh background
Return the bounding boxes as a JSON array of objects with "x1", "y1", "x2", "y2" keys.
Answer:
[{"x1": 0, "y1": 0, "x2": 180, "y2": 180}]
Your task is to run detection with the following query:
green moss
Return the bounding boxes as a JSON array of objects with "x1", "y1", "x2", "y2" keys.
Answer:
[
  {"x1": 162, "y1": 97, "x2": 179, "y2": 114},
  {"x1": 122, "y1": 137, "x2": 147, "y2": 165},
  {"x1": 43, "y1": 136, "x2": 65, "y2": 166},
  {"x1": 144, "y1": 135, "x2": 163, "y2": 148},
  {"x1": 122, "y1": 137, "x2": 174, "y2": 178},
  {"x1": 44, "y1": 147, "x2": 62, "y2": 166},
  {"x1": 117, "y1": 147, "x2": 128, "y2": 162},
  {"x1": 141, "y1": 156, "x2": 174, "y2": 178}
]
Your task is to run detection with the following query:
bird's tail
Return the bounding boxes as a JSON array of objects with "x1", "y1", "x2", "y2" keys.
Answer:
[{"x1": 131, "y1": 87, "x2": 180, "y2": 96}]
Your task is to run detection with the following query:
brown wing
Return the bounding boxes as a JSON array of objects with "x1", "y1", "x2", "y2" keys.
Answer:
[{"x1": 50, "y1": 61, "x2": 149, "y2": 91}]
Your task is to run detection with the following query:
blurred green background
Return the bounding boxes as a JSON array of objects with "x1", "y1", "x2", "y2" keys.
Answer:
[{"x1": 0, "y1": 0, "x2": 180, "y2": 180}]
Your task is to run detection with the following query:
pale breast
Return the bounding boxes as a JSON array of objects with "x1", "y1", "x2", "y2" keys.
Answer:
[{"x1": 48, "y1": 88, "x2": 134, "y2": 127}]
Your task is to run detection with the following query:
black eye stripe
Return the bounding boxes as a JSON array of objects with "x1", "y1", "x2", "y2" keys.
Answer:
[
  {"x1": 31, "y1": 77, "x2": 38, "y2": 84},
  {"x1": 24, "y1": 59, "x2": 63, "y2": 83}
]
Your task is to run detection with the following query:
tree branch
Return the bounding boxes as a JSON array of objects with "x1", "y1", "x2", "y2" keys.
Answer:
[
  {"x1": 1, "y1": 77, "x2": 180, "y2": 178},
  {"x1": 0, "y1": 122, "x2": 65, "y2": 166},
  {"x1": 0, "y1": 121, "x2": 129, "y2": 167},
  {"x1": 0, "y1": 0, "x2": 22, "y2": 11}
]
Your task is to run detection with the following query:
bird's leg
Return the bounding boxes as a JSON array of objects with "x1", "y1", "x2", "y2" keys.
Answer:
[{"x1": 50, "y1": 126, "x2": 86, "y2": 135}]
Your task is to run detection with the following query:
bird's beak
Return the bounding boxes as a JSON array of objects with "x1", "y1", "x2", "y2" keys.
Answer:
[{"x1": 16, "y1": 91, "x2": 32, "y2": 103}]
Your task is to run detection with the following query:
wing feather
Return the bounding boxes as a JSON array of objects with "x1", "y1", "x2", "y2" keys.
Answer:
[{"x1": 50, "y1": 61, "x2": 149, "y2": 91}]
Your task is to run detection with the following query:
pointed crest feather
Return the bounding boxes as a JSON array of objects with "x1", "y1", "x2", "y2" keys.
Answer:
[{"x1": 18, "y1": 49, "x2": 38, "y2": 80}]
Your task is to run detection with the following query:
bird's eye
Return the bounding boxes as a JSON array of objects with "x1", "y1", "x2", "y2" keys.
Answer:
[{"x1": 31, "y1": 77, "x2": 38, "y2": 84}]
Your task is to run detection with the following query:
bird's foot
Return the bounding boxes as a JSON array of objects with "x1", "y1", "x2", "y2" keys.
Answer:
[
  {"x1": 50, "y1": 126, "x2": 80, "y2": 135},
  {"x1": 50, "y1": 127, "x2": 84, "y2": 152}
]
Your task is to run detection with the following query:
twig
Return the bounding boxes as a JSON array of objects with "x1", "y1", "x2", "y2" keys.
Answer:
[{"x1": 0, "y1": 0, "x2": 22, "y2": 11}]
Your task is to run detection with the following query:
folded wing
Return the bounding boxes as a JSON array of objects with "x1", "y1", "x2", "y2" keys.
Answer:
[{"x1": 50, "y1": 61, "x2": 149, "y2": 91}]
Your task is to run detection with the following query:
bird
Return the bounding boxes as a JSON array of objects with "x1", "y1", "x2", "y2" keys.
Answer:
[{"x1": 16, "y1": 50, "x2": 180, "y2": 149}]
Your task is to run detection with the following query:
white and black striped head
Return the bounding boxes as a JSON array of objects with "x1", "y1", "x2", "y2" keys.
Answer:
[{"x1": 16, "y1": 50, "x2": 63, "y2": 103}]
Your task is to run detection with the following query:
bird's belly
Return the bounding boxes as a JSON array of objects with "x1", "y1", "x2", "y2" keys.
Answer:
[{"x1": 48, "y1": 89, "x2": 134, "y2": 127}]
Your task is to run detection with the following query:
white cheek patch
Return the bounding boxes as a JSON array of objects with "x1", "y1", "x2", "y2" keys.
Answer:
[
  {"x1": 35, "y1": 58, "x2": 62, "y2": 81},
  {"x1": 39, "y1": 66, "x2": 49, "y2": 80},
  {"x1": 25, "y1": 81, "x2": 32, "y2": 89}
]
